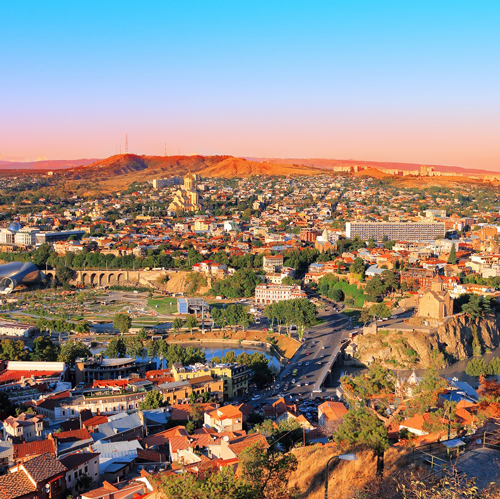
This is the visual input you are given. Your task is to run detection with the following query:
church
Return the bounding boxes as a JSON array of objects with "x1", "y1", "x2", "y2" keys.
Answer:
[
  {"x1": 417, "y1": 275, "x2": 454, "y2": 321},
  {"x1": 168, "y1": 173, "x2": 201, "y2": 213}
]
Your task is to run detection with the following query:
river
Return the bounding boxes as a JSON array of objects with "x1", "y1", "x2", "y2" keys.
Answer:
[{"x1": 91, "y1": 342, "x2": 281, "y2": 372}]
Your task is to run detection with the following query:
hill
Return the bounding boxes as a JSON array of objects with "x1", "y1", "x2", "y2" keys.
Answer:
[
  {"x1": 248, "y1": 156, "x2": 500, "y2": 176},
  {"x1": 58, "y1": 154, "x2": 322, "y2": 192}
]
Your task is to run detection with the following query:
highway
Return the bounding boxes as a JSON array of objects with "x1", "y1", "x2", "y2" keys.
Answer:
[{"x1": 250, "y1": 304, "x2": 354, "y2": 406}]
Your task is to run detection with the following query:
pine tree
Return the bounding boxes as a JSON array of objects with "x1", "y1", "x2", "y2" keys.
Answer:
[{"x1": 447, "y1": 243, "x2": 457, "y2": 264}]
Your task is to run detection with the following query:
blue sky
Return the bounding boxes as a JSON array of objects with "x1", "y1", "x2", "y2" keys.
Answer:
[{"x1": 1, "y1": 1, "x2": 499, "y2": 169}]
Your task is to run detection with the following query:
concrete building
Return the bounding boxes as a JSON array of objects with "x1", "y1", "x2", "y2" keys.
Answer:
[
  {"x1": 158, "y1": 375, "x2": 224, "y2": 404},
  {"x1": 75, "y1": 358, "x2": 149, "y2": 385},
  {"x1": 60, "y1": 452, "x2": 100, "y2": 494},
  {"x1": 3, "y1": 413, "x2": 44, "y2": 443},
  {"x1": 262, "y1": 254, "x2": 284, "y2": 272},
  {"x1": 345, "y1": 222, "x2": 446, "y2": 241}
]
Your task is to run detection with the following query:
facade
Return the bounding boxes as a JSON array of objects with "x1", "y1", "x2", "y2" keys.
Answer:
[
  {"x1": 204, "y1": 405, "x2": 243, "y2": 432},
  {"x1": 60, "y1": 452, "x2": 100, "y2": 494},
  {"x1": 3, "y1": 413, "x2": 44, "y2": 443},
  {"x1": 345, "y1": 222, "x2": 446, "y2": 241},
  {"x1": 177, "y1": 297, "x2": 209, "y2": 314},
  {"x1": 158, "y1": 375, "x2": 224, "y2": 404},
  {"x1": 168, "y1": 173, "x2": 201, "y2": 212},
  {"x1": 171, "y1": 363, "x2": 251, "y2": 398},
  {"x1": 254, "y1": 283, "x2": 306, "y2": 304},
  {"x1": 417, "y1": 277, "x2": 454, "y2": 320},
  {"x1": 299, "y1": 229, "x2": 319, "y2": 242},
  {"x1": 318, "y1": 401, "x2": 348, "y2": 428},
  {"x1": 263, "y1": 254, "x2": 284, "y2": 272},
  {"x1": 0, "y1": 321, "x2": 37, "y2": 337}
]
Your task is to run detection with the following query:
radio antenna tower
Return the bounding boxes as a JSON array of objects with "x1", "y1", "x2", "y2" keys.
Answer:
[
  {"x1": 125, "y1": 133, "x2": 129, "y2": 154},
  {"x1": 164, "y1": 142, "x2": 167, "y2": 156}
]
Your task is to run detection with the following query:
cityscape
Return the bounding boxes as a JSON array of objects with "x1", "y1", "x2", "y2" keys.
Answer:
[{"x1": 1, "y1": 2, "x2": 500, "y2": 499}]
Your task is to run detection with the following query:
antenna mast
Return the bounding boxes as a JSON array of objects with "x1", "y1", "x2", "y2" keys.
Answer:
[{"x1": 125, "y1": 133, "x2": 129, "y2": 154}]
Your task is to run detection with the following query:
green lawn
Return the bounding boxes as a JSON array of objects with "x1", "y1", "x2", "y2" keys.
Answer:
[
  {"x1": 148, "y1": 297, "x2": 178, "y2": 315},
  {"x1": 342, "y1": 309, "x2": 362, "y2": 324}
]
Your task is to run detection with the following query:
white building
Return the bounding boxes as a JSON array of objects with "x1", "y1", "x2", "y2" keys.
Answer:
[{"x1": 254, "y1": 284, "x2": 306, "y2": 304}]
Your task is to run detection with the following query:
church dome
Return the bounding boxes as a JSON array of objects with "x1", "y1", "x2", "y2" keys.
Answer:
[{"x1": 8, "y1": 222, "x2": 21, "y2": 232}]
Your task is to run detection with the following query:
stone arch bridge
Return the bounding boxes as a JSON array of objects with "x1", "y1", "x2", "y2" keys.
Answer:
[{"x1": 44, "y1": 269, "x2": 162, "y2": 288}]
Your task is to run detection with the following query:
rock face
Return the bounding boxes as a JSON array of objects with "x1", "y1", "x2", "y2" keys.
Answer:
[{"x1": 354, "y1": 313, "x2": 500, "y2": 369}]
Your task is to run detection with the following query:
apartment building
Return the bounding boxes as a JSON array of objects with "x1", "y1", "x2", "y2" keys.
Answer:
[
  {"x1": 262, "y1": 254, "x2": 284, "y2": 272},
  {"x1": 3, "y1": 413, "x2": 45, "y2": 442},
  {"x1": 171, "y1": 362, "x2": 251, "y2": 398},
  {"x1": 345, "y1": 222, "x2": 446, "y2": 241},
  {"x1": 158, "y1": 375, "x2": 224, "y2": 404},
  {"x1": 204, "y1": 405, "x2": 243, "y2": 432}
]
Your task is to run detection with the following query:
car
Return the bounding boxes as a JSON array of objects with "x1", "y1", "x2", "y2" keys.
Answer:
[
  {"x1": 275, "y1": 384, "x2": 280, "y2": 389},
  {"x1": 298, "y1": 362, "x2": 302, "y2": 366},
  {"x1": 305, "y1": 362, "x2": 310, "y2": 366},
  {"x1": 251, "y1": 395, "x2": 261, "y2": 400},
  {"x1": 305, "y1": 382, "x2": 309, "y2": 386},
  {"x1": 262, "y1": 328, "x2": 268, "y2": 332},
  {"x1": 321, "y1": 346, "x2": 325, "y2": 350},
  {"x1": 291, "y1": 379, "x2": 296, "y2": 383},
  {"x1": 297, "y1": 383, "x2": 302, "y2": 387},
  {"x1": 306, "y1": 352, "x2": 310, "y2": 356}
]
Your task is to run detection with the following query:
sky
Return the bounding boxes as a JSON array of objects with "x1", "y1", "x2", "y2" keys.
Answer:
[{"x1": 1, "y1": 1, "x2": 500, "y2": 170}]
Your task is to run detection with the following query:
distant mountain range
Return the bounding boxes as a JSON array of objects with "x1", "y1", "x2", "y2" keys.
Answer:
[
  {"x1": 247, "y1": 157, "x2": 498, "y2": 175},
  {"x1": 3, "y1": 155, "x2": 497, "y2": 177},
  {"x1": 0, "y1": 158, "x2": 99, "y2": 170}
]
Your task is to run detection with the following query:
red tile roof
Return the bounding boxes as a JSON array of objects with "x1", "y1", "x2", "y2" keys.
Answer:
[{"x1": 13, "y1": 439, "x2": 56, "y2": 460}]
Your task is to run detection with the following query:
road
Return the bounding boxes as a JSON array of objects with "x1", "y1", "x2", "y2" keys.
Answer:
[{"x1": 250, "y1": 304, "x2": 354, "y2": 406}]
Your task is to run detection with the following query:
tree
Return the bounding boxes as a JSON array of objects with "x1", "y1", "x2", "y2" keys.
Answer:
[
  {"x1": 55, "y1": 265, "x2": 76, "y2": 288},
  {"x1": 172, "y1": 318, "x2": 184, "y2": 334},
  {"x1": 139, "y1": 390, "x2": 164, "y2": 410},
  {"x1": 105, "y1": 337, "x2": 126, "y2": 358},
  {"x1": 364, "y1": 275, "x2": 385, "y2": 302},
  {"x1": 465, "y1": 358, "x2": 487, "y2": 377},
  {"x1": 0, "y1": 340, "x2": 26, "y2": 361},
  {"x1": 58, "y1": 341, "x2": 91, "y2": 366},
  {"x1": 113, "y1": 313, "x2": 131, "y2": 335},
  {"x1": 31, "y1": 336, "x2": 59, "y2": 361},
  {"x1": 369, "y1": 303, "x2": 391, "y2": 320},
  {"x1": 487, "y1": 357, "x2": 500, "y2": 375},
  {"x1": 330, "y1": 288, "x2": 344, "y2": 302},
  {"x1": 349, "y1": 257, "x2": 365, "y2": 275},
  {"x1": 185, "y1": 315, "x2": 198, "y2": 334},
  {"x1": 137, "y1": 327, "x2": 148, "y2": 341},
  {"x1": 239, "y1": 442, "x2": 298, "y2": 499},
  {"x1": 125, "y1": 337, "x2": 145, "y2": 358},
  {"x1": 447, "y1": 243, "x2": 457, "y2": 265}
]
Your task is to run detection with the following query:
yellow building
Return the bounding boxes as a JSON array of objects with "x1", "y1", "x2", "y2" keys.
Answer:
[
  {"x1": 171, "y1": 362, "x2": 251, "y2": 399},
  {"x1": 168, "y1": 173, "x2": 201, "y2": 213}
]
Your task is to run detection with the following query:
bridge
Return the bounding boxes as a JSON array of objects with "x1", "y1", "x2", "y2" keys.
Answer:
[{"x1": 43, "y1": 269, "x2": 162, "y2": 287}]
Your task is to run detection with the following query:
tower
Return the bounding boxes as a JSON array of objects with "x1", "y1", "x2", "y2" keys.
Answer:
[{"x1": 125, "y1": 133, "x2": 129, "y2": 154}]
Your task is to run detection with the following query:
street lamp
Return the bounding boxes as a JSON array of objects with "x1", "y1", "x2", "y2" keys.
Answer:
[{"x1": 324, "y1": 453, "x2": 357, "y2": 499}]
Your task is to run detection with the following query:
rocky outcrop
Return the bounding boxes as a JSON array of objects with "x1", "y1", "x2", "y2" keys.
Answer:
[{"x1": 354, "y1": 312, "x2": 500, "y2": 369}]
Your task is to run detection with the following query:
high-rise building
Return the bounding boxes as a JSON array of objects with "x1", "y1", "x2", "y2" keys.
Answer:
[{"x1": 345, "y1": 222, "x2": 445, "y2": 242}]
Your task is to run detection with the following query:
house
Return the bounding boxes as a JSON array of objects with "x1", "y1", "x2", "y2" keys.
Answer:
[
  {"x1": 59, "y1": 452, "x2": 100, "y2": 494},
  {"x1": 400, "y1": 412, "x2": 449, "y2": 437},
  {"x1": 2, "y1": 452, "x2": 68, "y2": 499},
  {"x1": 318, "y1": 401, "x2": 348, "y2": 428},
  {"x1": 206, "y1": 432, "x2": 269, "y2": 462},
  {"x1": 3, "y1": 413, "x2": 45, "y2": 443},
  {"x1": 204, "y1": 405, "x2": 243, "y2": 433},
  {"x1": 50, "y1": 428, "x2": 94, "y2": 456},
  {"x1": 91, "y1": 440, "x2": 143, "y2": 483},
  {"x1": 95, "y1": 412, "x2": 144, "y2": 443},
  {"x1": 80, "y1": 479, "x2": 151, "y2": 499}
]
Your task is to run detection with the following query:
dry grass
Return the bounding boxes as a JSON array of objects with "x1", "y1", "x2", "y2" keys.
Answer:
[{"x1": 288, "y1": 445, "x2": 411, "y2": 499}]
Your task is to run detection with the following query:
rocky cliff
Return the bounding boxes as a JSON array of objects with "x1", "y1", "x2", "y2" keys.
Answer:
[{"x1": 354, "y1": 312, "x2": 500, "y2": 369}]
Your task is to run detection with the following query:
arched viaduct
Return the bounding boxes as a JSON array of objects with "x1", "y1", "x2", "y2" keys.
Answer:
[{"x1": 43, "y1": 269, "x2": 161, "y2": 288}]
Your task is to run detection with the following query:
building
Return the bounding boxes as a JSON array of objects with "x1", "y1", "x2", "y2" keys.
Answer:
[
  {"x1": 262, "y1": 254, "x2": 284, "y2": 272},
  {"x1": 177, "y1": 297, "x2": 209, "y2": 315},
  {"x1": 300, "y1": 229, "x2": 319, "y2": 242},
  {"x1": 168, "y1": 173, "x2": 201, "y2": 213},
  {"x1": 3, "y1": 413, "x2": 45, "y2": 443},
  {"x1": 254, "y1": 283, "x2": 306, "y2": 304},
  {"x1": 0, "y1": 321, "x2": 37, "y2": 337},
  {"x1": 75, "y1": 358, "x2": 150, "y2": 385},
  {"x1": 1, "y1": 452, "x2": 67, "y2": 499},
  {"x1": 34, "y1": 230, "x2": 86, "y2": 245},
  {"x1": 151, "y1": 176, "x2": 182, "y2": 189},
  {"x1": 171, "y1": 363, "x2": 251, "y2": 399},
  {"x1": 400, "y1": 268, "x2": 437, "y2": 290},
  {"x1": 417, "y1": 276, "x2": 454, "y2": 321},
  {"x1": 59, "y1": 452, "x2": 100, "y2": 494},
  {"x1": 204, "y1": 405, "x2": 243, "y2": 432},
  {"x1": 158, "y1": 376, "x2": 224, "y2": 404},
  {"x1": 345, "y1": 222, "x2": 446, "y2": 241},
  {"x1": 318, "y1": 401, "x2": 348, "y2": 428}
]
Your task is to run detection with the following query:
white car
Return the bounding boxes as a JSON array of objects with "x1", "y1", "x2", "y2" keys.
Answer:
[
  {"x1": 305, "y1": 362, "x2": 310, "y2": 366},
  {"x1": 251, "y1": 395, "x2": 261, "y2": 401}
]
